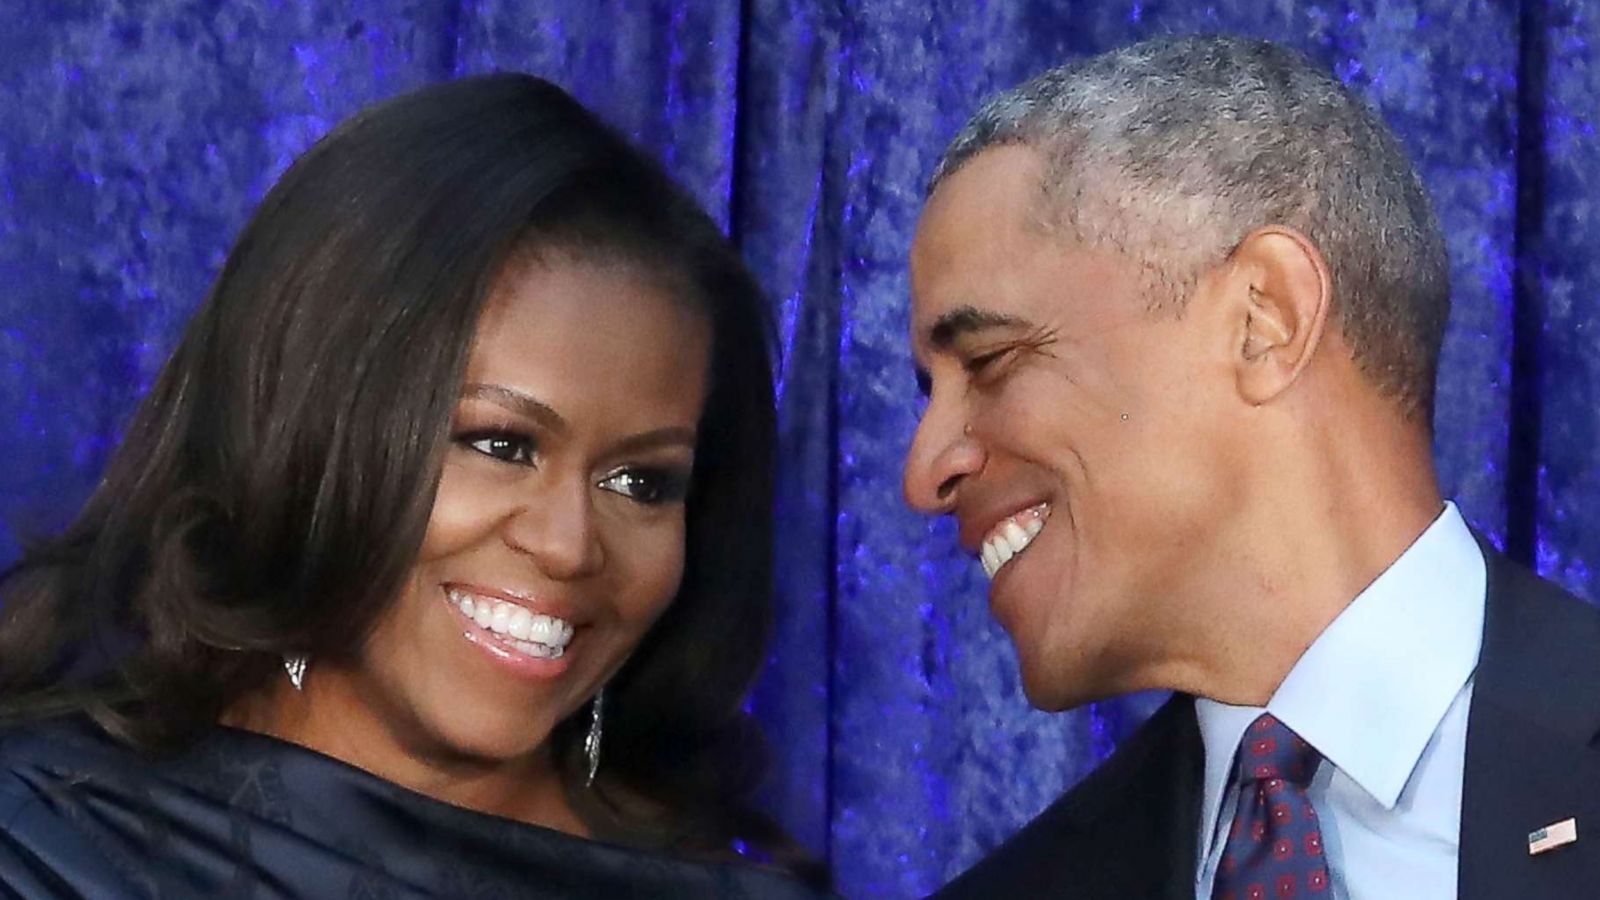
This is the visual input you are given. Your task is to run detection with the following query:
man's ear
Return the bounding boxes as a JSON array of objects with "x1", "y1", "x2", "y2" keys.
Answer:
[{"x1": 1227, "y1": 227, "x2": 1332, "y2": 407}]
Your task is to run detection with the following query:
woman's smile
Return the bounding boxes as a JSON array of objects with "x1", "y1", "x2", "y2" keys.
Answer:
[{"x1": 443, "y1": 583, "x2": 579, "y2": 678}]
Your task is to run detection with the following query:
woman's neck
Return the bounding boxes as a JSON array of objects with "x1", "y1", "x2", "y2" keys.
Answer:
[{"x1": 222, "y1": 667, "x2": 588, "y2": 836}]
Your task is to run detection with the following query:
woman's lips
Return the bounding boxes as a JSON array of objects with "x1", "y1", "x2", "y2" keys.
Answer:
[{"x1": 442, "y1": 585, "x2": 577, "y2": 679}]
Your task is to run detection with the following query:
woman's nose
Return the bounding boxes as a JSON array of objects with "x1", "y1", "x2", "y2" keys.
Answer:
[{"x1": 502, "y1": 477, "x2": 605, "y2": 580}]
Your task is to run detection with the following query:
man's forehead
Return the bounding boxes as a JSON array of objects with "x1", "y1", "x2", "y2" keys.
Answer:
[
  {"x1": 911, "y1": 146, "x2": 1054, "y2": 340},
  {"x1": 917, "y1": 144, "x2": 1046, "y2": 242}
]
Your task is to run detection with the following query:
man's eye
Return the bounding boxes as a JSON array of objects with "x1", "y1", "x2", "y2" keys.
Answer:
[
  {"x1": 461, "y1": 432, "x2": 537, "y2": 465},
  {"x1": 598, "y1": 467, "x2": 690, "y2": 505},
  {"x1": 964, "y1": 347, "x2": 1015, "y2": 378}
]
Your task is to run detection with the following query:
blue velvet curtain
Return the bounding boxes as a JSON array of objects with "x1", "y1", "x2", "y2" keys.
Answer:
[{"x1": 1, "y1": 2, "x2": 1595, "y2": 897}]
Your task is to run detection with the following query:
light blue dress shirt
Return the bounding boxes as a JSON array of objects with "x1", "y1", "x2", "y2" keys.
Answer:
[{"x1": 1193, "y1": 502, "x2": 1485, "y2": 900}]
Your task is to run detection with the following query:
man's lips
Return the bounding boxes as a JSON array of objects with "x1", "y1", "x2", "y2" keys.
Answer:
[
  {"x1": 957, "y1": 495, "x2": 1052, "y2": 552},
  {"x1": 970, "y1": 502, "x2": 1052, "y2": 579}
]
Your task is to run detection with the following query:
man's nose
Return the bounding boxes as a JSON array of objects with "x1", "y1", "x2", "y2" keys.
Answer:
[{"x1": 903, "y1": 396, "x2": 985, "y2": 515}]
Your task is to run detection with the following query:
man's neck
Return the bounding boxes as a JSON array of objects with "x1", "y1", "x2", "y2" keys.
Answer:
[{"x1": 1159, "y1": 418, "x2": 1444, "y2": 707}]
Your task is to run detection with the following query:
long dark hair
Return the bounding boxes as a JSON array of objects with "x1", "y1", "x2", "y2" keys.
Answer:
[{"x1": 0, "y1": 74, "x2": 814, "y2": 879}]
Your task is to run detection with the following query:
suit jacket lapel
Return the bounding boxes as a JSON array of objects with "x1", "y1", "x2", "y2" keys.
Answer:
[
  {"x1": 932, "y1": 694, "x2": 1203, "y2": 899},
  {"x1": 1460, "y1": 548, "x2": 1600, "y2": 900},
  {"x1": 1053, "y1": 695, "x2": 1204, "y2": 900}
]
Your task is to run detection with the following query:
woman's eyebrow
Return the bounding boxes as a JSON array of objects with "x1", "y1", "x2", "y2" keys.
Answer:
[
  {"x1": 460, "y1": 383, "x2": 566, "y2": 433},
  {"x1": 610, "y1": 427, "x2": 699, "y2": 456}
]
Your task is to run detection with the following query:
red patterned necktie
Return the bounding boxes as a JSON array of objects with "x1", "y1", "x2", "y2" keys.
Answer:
[{"x1": 1211, "y1": 713, "x2": 1331, "y2": 900}]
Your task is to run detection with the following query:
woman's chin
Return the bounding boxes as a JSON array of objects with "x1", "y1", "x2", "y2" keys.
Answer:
[{"x1": 417, "y1": 709, "x2": 562, "y2": 767}]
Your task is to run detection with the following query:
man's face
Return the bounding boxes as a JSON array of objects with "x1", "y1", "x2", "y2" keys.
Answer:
[{"x1": 904, "y1": 145, "x2": 1240, "y2": 710}]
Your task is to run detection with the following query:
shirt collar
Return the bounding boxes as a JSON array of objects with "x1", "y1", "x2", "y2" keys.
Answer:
[{"x1": 1196, "y1": 502, "x2": 1485, "y2": 830}]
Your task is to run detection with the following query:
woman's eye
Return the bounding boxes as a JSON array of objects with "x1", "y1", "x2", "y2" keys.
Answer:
[
  {"x1": 598, "y1": 467, "x2": 689, "y2": 505},
  {"x1": 461, "y1": 432, "x2": 537, "y2": 466}
]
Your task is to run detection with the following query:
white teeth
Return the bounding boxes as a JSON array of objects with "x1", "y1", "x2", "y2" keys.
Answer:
[
  {"x1": 511, "y1": 639, "x2": 563, "y2": 659},
  {"x1": 508, "y1": 606, "x2": 532, "y2": 640},
  {"x1": 981, "y1": 543, "x2": 1001, "y2": 579},
  {"x1": 527, "y1": 616, "x2": 557, "y2": 645},
  {"x1": 993, "y1": 538, "x2": 1015, "y2": 567},
  {"x1": 1003, "y1": 521, "x2": 1030, "y2": 552},
  {"x1": 490, "y1": 602, "x2": 513, "y2": 635},
  {"x1": 446, "y1": 589, "x2": 575, "y2": 658},
  {"x1": 977, "y1": 503, "x2": 1051, "y2": 581}
]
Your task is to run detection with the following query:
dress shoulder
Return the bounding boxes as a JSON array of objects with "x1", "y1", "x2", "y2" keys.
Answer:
[
  {"x1": 0, "y1": 717, "x2": 155, "y2": 898},
  {"x1": 0, "y1": 718, "x2": 838, "y2": 898}
]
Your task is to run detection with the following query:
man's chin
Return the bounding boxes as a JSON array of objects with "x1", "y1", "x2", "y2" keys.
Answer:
[{"x1": 1016, "y1": 659, "x2": 1115, "y2": 713}]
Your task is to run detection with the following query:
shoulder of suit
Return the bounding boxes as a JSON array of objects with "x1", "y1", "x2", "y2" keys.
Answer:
[
  {"x1": 1470, "y1": 548, "x2": 1600, "y2": 747},
  {"x1": 930, "y1": 694, "x2": 1196, "y2": 897},
  {"x1": 1484, "y1": 548, "x2": 1600, "y2": 647}
]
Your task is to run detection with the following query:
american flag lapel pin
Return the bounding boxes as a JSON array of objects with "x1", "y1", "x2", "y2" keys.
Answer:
[{"x1": 1528, "y1": 818, "x2": 1578, "y2": 856}]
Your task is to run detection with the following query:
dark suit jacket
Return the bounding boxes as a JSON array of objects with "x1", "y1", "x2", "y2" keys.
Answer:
[{"x1": 933, "y1": 550, "x2": 1600, "y2": 898}]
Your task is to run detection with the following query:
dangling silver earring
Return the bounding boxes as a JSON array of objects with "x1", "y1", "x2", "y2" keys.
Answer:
[
  {"x1": 283, "y1": 655, "x2": 308, "y2": 691},
  {"x1": 584, "y1": 689, "x2": 604, "y2": 787}
]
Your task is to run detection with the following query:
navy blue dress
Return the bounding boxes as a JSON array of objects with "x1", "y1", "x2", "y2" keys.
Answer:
[{"x1": 0, "y1": 717, "x2": 828, "y2": 899}]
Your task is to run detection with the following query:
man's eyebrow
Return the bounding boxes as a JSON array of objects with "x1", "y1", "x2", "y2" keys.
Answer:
[
  {"x1": 460, "y1": 383, "x2": 566, "y2": 432},
  {"x1": 926, "y1": 305, "x2": 1032, "y2": 349}
]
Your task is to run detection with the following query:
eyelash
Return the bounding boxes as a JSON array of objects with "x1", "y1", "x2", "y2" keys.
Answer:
[
  {"x1": 597, "y1": 467, "x2": 691, "y2": 506},
  {"x1": 964, "y1": 346, "x2": 1016, "y2": 379},
  {"x1": 460, "y1": 429, "x2": 537, "y2": 466},
  {"x1": 456, "y1": 430, "x2": 690, "y2": 506}
]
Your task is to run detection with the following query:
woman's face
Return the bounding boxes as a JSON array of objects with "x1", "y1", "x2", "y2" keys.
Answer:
[{"x1": 306, "y1": 250, "x2": 710, "y2": 779}]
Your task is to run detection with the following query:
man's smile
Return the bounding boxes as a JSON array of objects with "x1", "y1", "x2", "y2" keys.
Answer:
[{"x1": 976, "y1": 502, "x2": 1052, "y2": 580}]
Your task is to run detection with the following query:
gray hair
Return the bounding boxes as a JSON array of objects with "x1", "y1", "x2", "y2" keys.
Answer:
[{"x1": 932, "y1": 35, "x2": 1450, "y2": 421}]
